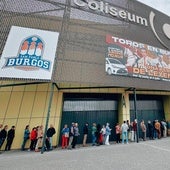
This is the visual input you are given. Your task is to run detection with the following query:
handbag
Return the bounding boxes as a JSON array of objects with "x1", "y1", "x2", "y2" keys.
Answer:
[{"x1": 65, "y1": 133, "x2": 69, "y2": 138}]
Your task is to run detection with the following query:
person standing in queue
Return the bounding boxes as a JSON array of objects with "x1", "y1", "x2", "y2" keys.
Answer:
[
  {"x1": 29, "y1": 127, "x2": 37, "y2": 151},
  {"x1": 5, "y1": 126, "x2": 15, "y2": 151},
  {"x1": 35, "y1": 125, "x2": 43, "y2": 152},
  {"x1": 105, "y1": 123, "x2": 112, "y2": 145},
  {"x1": 46, "y1": 124, "x2": 56, "y2": 150},
  {"x1": 21, "y1": 125, "x2": 30, "y2": 151},
  {"x1": 121, "y1": 121, "x2": 129, "y2": 144},
  {"x1": 83, "y1": 122, "x2": 88, "y2": 147},
  {"x1": 115, "y1": 123, "x2": 121, "y2": 144},
  {"x1": 91, "y1": 123, "x2": 97, "y2": 146},
  {"x1": 68, "y1": 122, "x2": 74, "y2": 149},
  {"x1": 61, "y1": 124, "x2": 69, "y2": 149},
  {"x1": 0, "y1": 125, "x2": 8, "y2": 150},
  {"x1": 72, "y1": 123, "x2": 80, "y2": 149}
]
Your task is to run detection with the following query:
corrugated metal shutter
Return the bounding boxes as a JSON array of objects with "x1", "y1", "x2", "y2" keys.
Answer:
[
  {"x1": 60, "y1": 93, "x2": 118, "y2": 145},
  {"x1": 130, "y1": 95, "x2": 165, "y2": 138}
]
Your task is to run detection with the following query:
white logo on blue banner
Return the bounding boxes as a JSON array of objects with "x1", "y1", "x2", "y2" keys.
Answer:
[{"x1": 0, "y1": 26, "x2": 59, "y2": 80}]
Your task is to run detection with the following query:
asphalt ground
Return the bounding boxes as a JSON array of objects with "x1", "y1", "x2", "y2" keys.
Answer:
[{"x1": 0, "y1": 137, "x2": 170, "y2": 170}]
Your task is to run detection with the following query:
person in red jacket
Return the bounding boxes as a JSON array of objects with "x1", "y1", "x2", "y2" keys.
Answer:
[{"x1": 29, "y1": 127, "x2": 37, "y2": 151}]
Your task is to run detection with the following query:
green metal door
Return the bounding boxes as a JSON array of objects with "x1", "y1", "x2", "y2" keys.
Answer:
[
  {"x1": 60, "y1": 93, "x2": 118, "y2": 145},
  {"x1": 130, "y1": 95, "x2": 165, "y2": 138}
]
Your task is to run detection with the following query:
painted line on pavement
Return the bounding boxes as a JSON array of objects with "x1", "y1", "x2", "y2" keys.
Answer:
[{"x1": 139, "y1": 142, "x2": 170, "y2": 152}]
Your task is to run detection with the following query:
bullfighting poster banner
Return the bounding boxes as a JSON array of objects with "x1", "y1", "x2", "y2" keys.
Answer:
[
  {"x1": 105, "y1": 35, "x2": 170, "y2": 82},
  {"x1": 0, "y1": 26, "x2": 59, "y2": 80}
]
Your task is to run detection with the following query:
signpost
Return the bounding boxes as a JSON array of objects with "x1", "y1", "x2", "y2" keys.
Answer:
[{"x1": 133, "y1": 88, "x2": 139, "y2": 143}]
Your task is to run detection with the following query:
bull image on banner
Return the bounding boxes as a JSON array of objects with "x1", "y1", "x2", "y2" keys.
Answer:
[{"x1": 105, "y1": 35, "x2": 170, "y2": 81}]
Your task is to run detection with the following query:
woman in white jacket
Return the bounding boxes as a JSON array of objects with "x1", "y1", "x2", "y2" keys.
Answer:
[{"x1": 105, "y1": 123, "x2": 112, "y2": 145}]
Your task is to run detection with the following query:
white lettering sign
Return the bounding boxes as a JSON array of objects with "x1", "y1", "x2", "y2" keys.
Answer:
[{"x1": 74, "y1": 0, "x2": 148, "y2": 26}]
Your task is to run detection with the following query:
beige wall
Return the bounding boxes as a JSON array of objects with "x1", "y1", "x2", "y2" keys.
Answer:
[{"x1": 0, "y1": 82, "x2": 63, "y2": 150}]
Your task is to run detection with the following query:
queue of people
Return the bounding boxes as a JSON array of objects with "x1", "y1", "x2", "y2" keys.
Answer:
[
  {"x1": 128, "y1": 119, "x2": 168, "y2": 142},
  {"x1": 21, "y1": 124, "x2": 56, "y2": 152},
  {"x1": 61, "y1": 122, "x2": 112, "y2": 149},
  {"x1": 61, "y1": 119, "x2": 169, "y2": 149},
  {"x1": 61, "y1": 122, "x2": 80, "y2": 149},
  {"x1": 0, "y1": 124, "x2": 56, "y2": 153},
  {"x1": 0, "y1": 119, "x2": 169, "y2": 152}
]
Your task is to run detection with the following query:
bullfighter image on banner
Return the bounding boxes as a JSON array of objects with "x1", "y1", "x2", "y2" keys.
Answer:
[
  {"x1": 0, "y1": 26, "x2": 59, "y2": 80},
  {"x1": 105, "y1": 35, "x2": 170, "y2": 82}
]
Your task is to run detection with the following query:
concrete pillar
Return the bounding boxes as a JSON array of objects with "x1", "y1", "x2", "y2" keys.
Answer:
[
  {"x1": 55, "y1": 91, "x2": 63, "y2": 146},
  {"x1": 163, "y1": 96, "x2": 170, "y2": 122},
  {"x1": 118, "y1": 92, "x2": 130, "y2": 124}
]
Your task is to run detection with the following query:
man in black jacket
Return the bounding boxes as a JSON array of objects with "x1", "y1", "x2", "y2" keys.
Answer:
[
  {"x1": 5, "y1": 126, "x2": 15, "y2": 151},
  {"x1": 83, "y1": 122, "x2": 89, "y2": 147},
  {"x1": 0, "y1": 125, "x2": 8, "y2": 150},
  {"x1": 46, "y1": 124, "x2": 56, "y2": 150}
]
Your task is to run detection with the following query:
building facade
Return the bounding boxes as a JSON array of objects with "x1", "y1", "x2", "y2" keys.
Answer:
[{"x1": 0, "y1": 0, "x2": 170, "y2": 149}]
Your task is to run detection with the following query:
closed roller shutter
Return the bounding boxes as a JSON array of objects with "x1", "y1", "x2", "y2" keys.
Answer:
[
  {"x1": 130, "y1": 95, "x2": 165, "y2": 138},
  {"x1": 60, "y1": 93, "x2": 118, "y2": 145}
]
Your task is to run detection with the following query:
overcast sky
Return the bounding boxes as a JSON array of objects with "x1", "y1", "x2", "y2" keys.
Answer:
[{"x1": 137, "y1": 0, "x2": 170, "y2": 16}]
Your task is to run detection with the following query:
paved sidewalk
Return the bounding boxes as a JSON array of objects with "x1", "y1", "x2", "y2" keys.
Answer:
[{"x1": 0, "y1": 138, "x2": 170, "y2": 170}]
